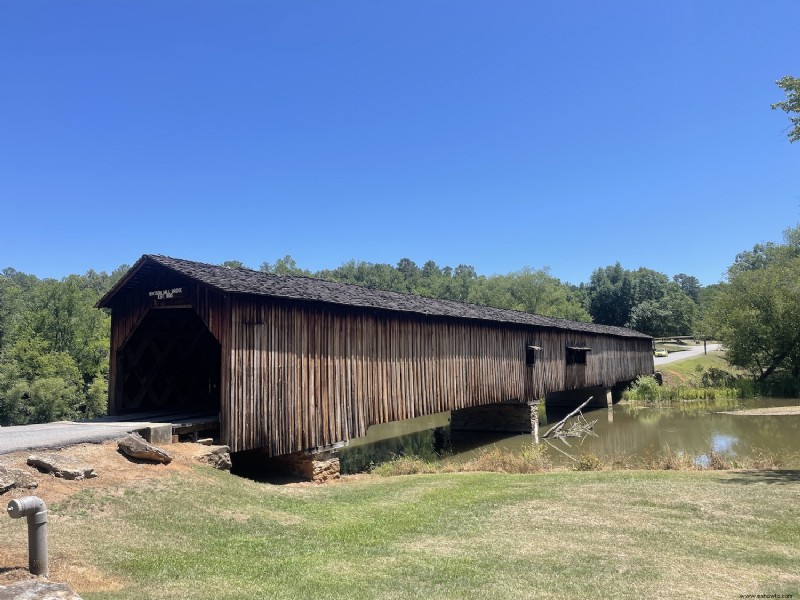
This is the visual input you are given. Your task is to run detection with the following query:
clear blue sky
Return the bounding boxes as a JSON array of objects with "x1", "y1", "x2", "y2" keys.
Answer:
[{"x1": 1, "y1": 1, "x2": 798, "y2": 286}]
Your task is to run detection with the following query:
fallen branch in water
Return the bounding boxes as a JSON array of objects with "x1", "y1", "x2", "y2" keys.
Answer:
[
  {"x1": 543, "y1": 396, "x2": 593, "y2": 439},
  {"x1": 562, "y1": 414, "x2": 597, "y2": 441}
]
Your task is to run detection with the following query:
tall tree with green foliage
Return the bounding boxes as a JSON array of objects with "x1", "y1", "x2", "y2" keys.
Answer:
[
  {"x1": 0, "y1": 269, "x2": 116, "y2": 426},
  {"x1": 469, "y1": 268, "x2": 591, "y2": 322},
  {"x1": 707, "y1": 225, "x2": 800, "y2": 383},
  {"x1": 673, "y1": 273, "x2": 702, "y2": 304},
  {"x1": 772, "y1": 75, "x2": 800, "y2": 143},
  {"x1": 585, "y1": 263, "x2": 635, "y2": 327},
  {"x1": 709, "y1": 254, "x2": 800, "y2": 381},
  {"x1": 585, "y1": 264, "x2": 697, "y2": 336},
  {"x1": 260, "y1": 255, "x2": 312, "y2": 276}
]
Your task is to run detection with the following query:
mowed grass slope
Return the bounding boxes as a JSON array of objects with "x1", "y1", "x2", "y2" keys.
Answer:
[
  {"x1": 659, "y1": 349, "x2": 732, "y2": 384},
  {"x1": 4, "y1": 466, "x2": 799, "y2": 600}
]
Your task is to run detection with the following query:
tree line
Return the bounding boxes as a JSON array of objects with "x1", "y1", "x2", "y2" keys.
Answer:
[
  {"x1": 0, "y1": 267, "x2": 127, "y2": 425},
  {"x1": 255, "y1": 256, "x2": 708, "y2": 339}
]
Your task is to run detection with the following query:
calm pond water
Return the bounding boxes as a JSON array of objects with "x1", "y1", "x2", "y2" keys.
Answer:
[{"x1": 339, "y1": 397, "x2": 800, "y2": 473}]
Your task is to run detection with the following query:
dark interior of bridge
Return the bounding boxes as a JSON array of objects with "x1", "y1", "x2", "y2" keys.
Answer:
[{"x1": 118, "y1": 308, "x2": 220, "y2": 414}]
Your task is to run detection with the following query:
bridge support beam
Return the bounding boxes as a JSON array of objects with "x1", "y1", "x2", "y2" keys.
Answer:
[
  {"x1": 545, "y1": 386, "x2": 614, "y2": 410},
  {"x1": 451, "y1": 400, "x2": 541, "y2": 435}
]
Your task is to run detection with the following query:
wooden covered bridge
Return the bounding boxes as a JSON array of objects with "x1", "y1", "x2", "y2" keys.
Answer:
[{"x1": 98, "y1": 255, "x2": 653, "y2": 462}]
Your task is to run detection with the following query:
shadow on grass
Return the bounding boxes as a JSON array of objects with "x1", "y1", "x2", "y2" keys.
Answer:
[
  {"x1": 719, "y1": 470, "x2": 800, "y2": 486},
  {"x1": 230, "y1": 470, "x2": 309, "y2": 485}
]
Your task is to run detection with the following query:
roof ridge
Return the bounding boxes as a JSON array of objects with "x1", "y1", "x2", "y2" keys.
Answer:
[
  {"x1": 106, "y1": 254, "x2": 650, "y2": 340},
  {"x1": 146, "y1": 254, "x2": 572, "y2": 319}
]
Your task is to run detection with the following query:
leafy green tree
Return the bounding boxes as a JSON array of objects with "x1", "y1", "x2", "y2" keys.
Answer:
[
  {"x1": 0, "y1": 269, "x2": 114, "y2": 425},
  {"x1": 627, "y1": 286, "x2": 696, "y2": 337},
  {"x1": 469, "y1": 268, "x2": 591, "y2": 322},
  {"x1": 221, "y1": 260, "x2": 248, "y2": 269},
  {"x1": 79, "y1": 267, "x2": 129, "y2": 296},
  {"x1": 673, "y1": 274, "x2": 702, "y2": 304},
  {"x1": 728, "y1": 225, "x2": 800, "y2": 278},
  {"x1": 771, "y1": 75, "x2": 800, "y2": 143},
  {"x1": 0, "y1": 277, "x2": 23, "y2": 348},
  {"x1": 16, "y1": 276, "x2": 110, "y2": 383},
  {"x1": 0, "y1": 338, "x2": 85, "y2": 425},
  {"x1": 585, "y1": 264, "x2": 696, "y2": 336},
  {"x1": 442, "y1": 265, "x2": 478, "y2": 302},
  {"x1": 320, "y1": 260, "x2": 410, "y2": 292},
  {"x1": 396, "y1": 258, "x2": 420, "y2": 290},
  {"x1": 708, "y1": 254, "x2": 800, "y2": 381},
  {"x1": 260, "y1": 255, "x2": 312, "y2": 276},
  {"x1": 585, "y1": 263, "x2": 635, "y2": 327}
]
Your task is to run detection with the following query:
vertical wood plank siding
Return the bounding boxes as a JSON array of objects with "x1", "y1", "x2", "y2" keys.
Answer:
[{"x1": 226, "y1": 299, "x2": 653, "y2": 454}]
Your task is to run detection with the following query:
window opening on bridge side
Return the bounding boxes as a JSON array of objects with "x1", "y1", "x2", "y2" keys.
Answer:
[
  {"x1": 566, "y1": 345, "x2": 591, "y2": 365},
  {"x1": 526, "y1": 344, "x2": 542, "y2": 366}
]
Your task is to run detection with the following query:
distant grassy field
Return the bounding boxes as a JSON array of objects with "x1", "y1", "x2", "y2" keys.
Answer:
[{"x1": 3, "y1": 464, "x2": 798, "y2": 599}]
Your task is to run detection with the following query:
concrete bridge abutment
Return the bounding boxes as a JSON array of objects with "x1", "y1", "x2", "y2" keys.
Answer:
[
  {"x1": 451, "y1": 400, "x2": 541, "y2": 437},
  {"x1": 545, "y1": 386, "x2": 614, "y2": 410}
]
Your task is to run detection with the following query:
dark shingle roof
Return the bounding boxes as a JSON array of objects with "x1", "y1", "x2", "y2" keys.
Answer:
[{"x1": 98, "y1": 254, "x2": 650, "y2": 340}]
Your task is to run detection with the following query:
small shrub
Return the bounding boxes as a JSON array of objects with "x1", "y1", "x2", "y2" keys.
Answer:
[
  {"x1": 705, "y1": 450, "x2": 732, "y2": 470},
  {"x1": 607, "y1": 452, "x2": 632, "y2": 470},
  {"x1": 626, "y1": 375, "x2": 661, "y2": 401},
  {"x1": 463, "y1": 447, "x2": 525, "y2": 474},
  {"x1": 640, "y1": 445, "x2": 696, "y2": 470},
  {"x1": 744, "y1": 449, "x2": 782, "y2": 469},
  {"x1": 701, "y1": 367, "x2": 737, "y2": 388},
  {"x1": 574, "y1": 453, "x2": 602, "y2": 471},
  {"x1": 371, "y1": 455, "x2": 437, "y2": 477},
  {"x1": 462, "y1": 444, "x2": 552, "y2": 474}
]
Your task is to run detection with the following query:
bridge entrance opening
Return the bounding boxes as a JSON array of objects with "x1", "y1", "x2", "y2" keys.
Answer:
[{"x1": 117, "y1": 307, "x2": 221, "y2": 415}]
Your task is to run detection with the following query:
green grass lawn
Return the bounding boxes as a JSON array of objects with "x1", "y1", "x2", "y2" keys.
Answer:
[
  {"x1": 658, "y1": 350, "x2": 738, "y2": 386},
  {"x1": 5, "y1": 466, "x2": 799, "y2": 599}
]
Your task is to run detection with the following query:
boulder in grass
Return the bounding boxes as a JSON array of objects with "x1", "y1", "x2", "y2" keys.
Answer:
[
  {"x1": 195, "y1": 445, "x2": 232, "y2": 471},
  {"x1": 0, "y1": 580, "x2": 83, "y2": 599},
  {"x1": 0, "y1": 465, "x2": 38, "y2": 494},
  {"x1": 117, "y1": 433, "x2": 173, "y2": 464},
  {"x1": 27, "y1": 454, "x2": 97, "y2": 480}
]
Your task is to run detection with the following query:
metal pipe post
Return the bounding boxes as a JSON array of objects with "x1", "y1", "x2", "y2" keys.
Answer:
[{"x1": 7, "y1": 495, "x2": 49, "y2": 577}]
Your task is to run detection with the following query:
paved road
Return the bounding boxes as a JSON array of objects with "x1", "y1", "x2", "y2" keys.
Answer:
[
  {"x1": 0, "y1": 420, "x2": 160, "y2": 455},
  {"x1": 654, "y1": 343, "x2": 721, "y2": 367}
]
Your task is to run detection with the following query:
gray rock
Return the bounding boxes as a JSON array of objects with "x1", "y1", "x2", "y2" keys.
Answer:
[
  {"x1": 27, "y1": 454, "x2": 97, "y2": 480},
  {"x1": 0, "y1": 580, "x2": 82, "y2": 599},
  {"x1": 0, "y1": 468, "x2": 14, "y2": 494},
  {"x1": 117, "y1": 433, "x2": 173, "y2": 464},
  {"x1": 196, "y1": 445, "x2": 232, "y2": 471},
  {"x1": 0, "y1": 465, "x2": 38, "y2": 494}
]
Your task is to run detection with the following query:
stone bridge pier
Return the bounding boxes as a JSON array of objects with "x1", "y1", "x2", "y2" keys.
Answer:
[{"x1": 450, "y1": 400, "x2": 541, "y2": 435}]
